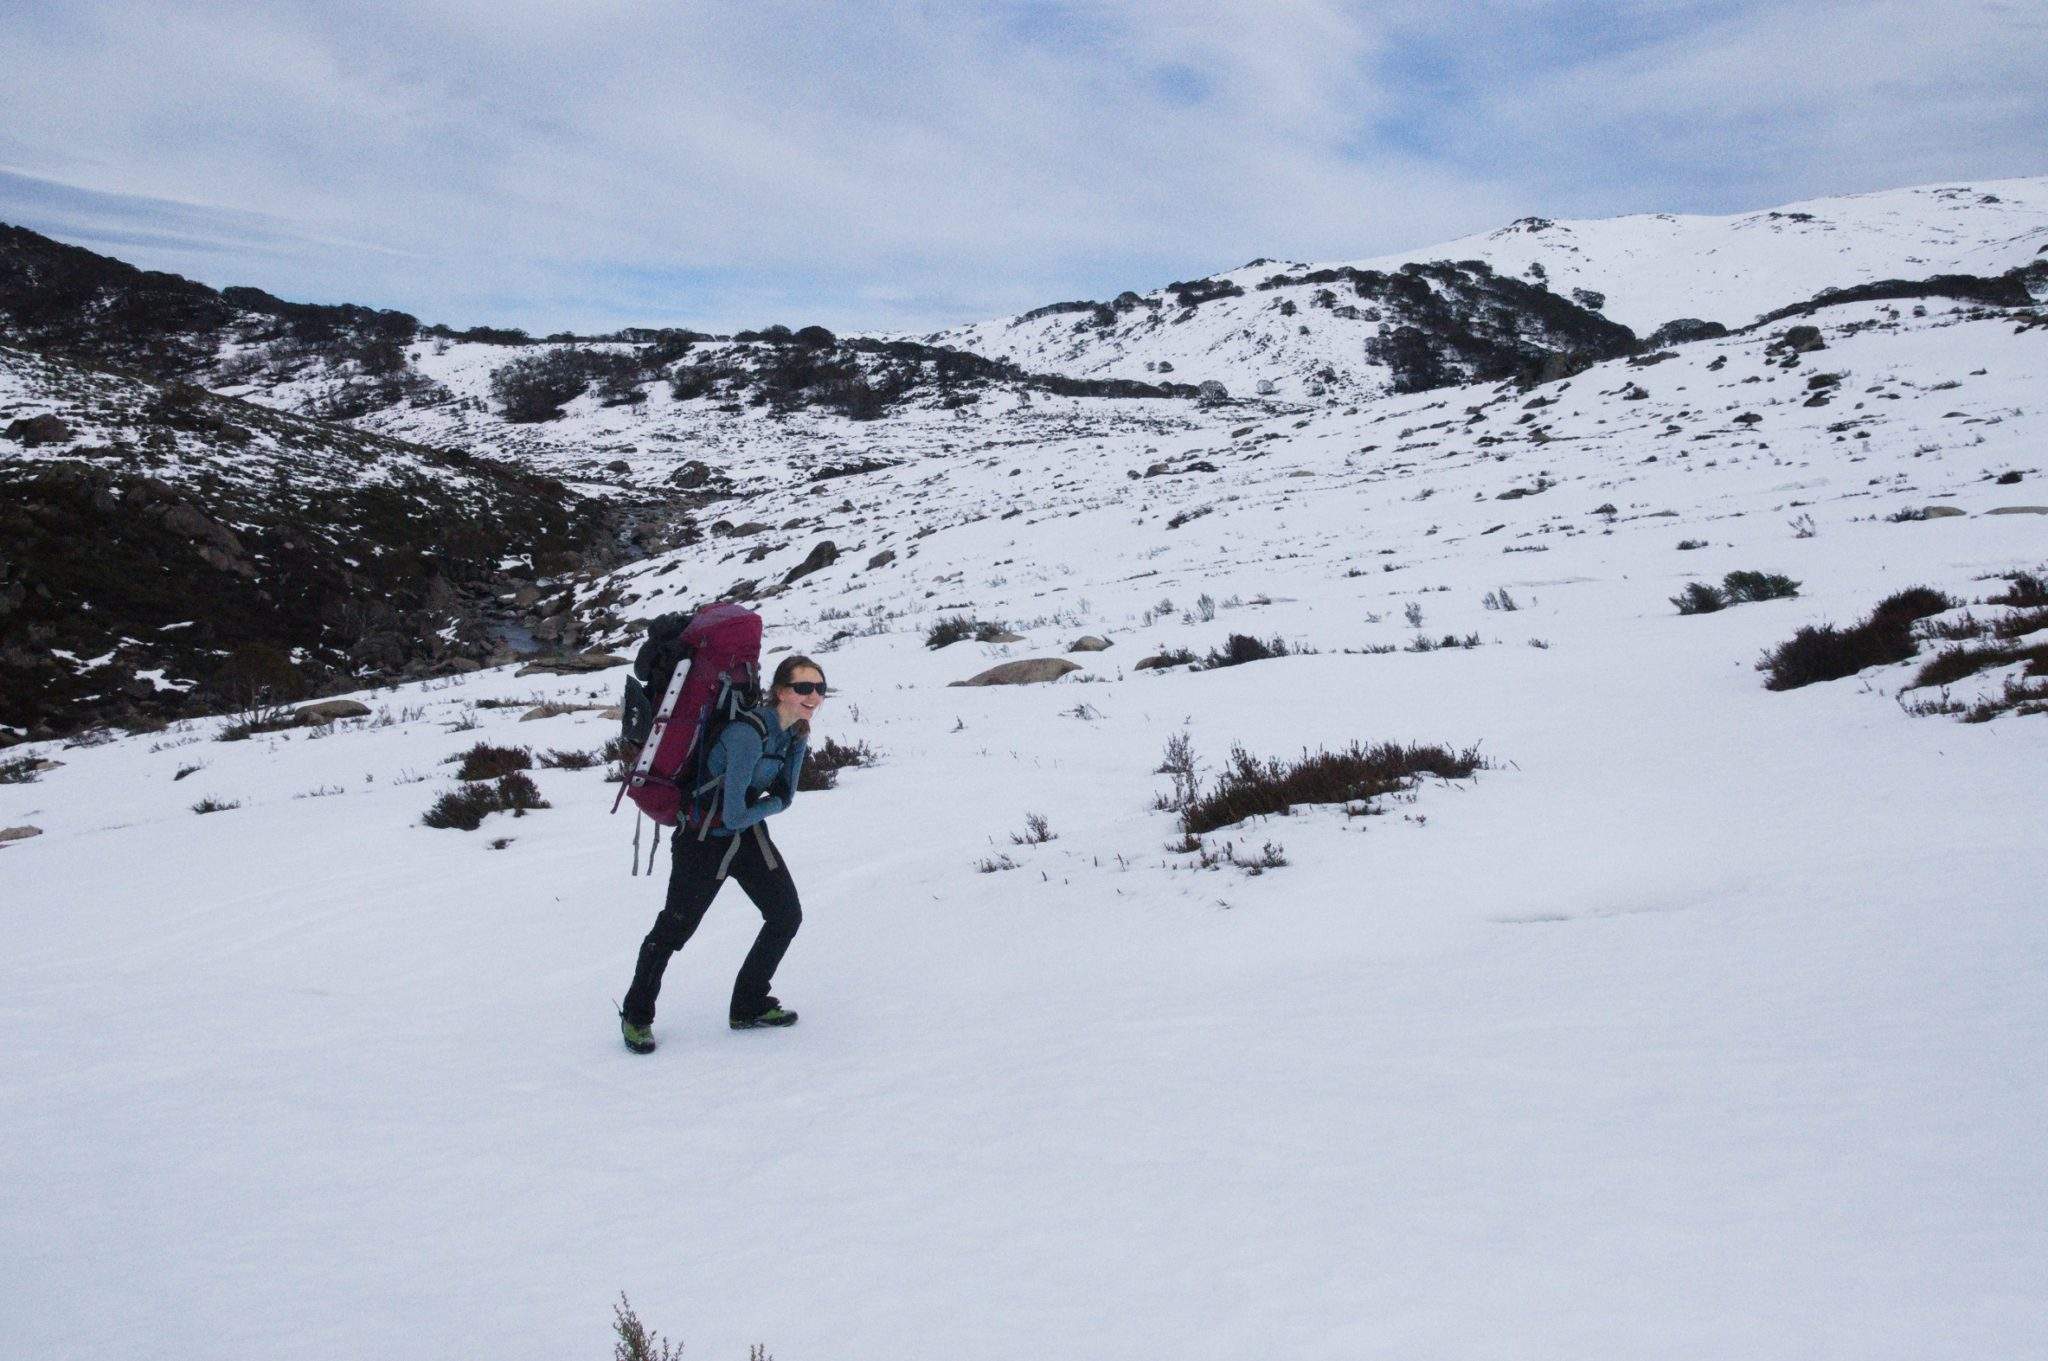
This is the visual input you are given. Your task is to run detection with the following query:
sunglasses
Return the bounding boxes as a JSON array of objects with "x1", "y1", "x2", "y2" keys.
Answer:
[{"x1": 785, "y1": 681, "x2": 830, "y2": 697}]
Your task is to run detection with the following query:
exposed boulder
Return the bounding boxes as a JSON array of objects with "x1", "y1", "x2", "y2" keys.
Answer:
[
  {"x1": 0, "y1": 825, "x2": 43, "y2": 846},
  {"x1": 782, "y1": 540, "x2": 839, "y2": 585},
  {"x1": 1069, "y1": 636, "x2": 1113, "y2": 652},
  {"x1": 520, "y1": 702, "x2": 601, "y2": 721},
  {"x1": 1773, "y1": 325, "x2": 1827, "y2": 354},
  {"x1": 4, "y1": 414, "x2": 73, "y2": 447},
  {"x1": 293, "y1": 699, "x2": 372, "y2": 725},
  {"x1": 948, "y1": 658, "x2": 1081, "y2": 687},
  {"x1": 1986, "y1": 505, "x2": 2048, "y2": 515},
  {"x1": 516, "y1": 651, "x2": 628, "y2": 676},
  {"x1": 867, "y1": 549, "x2": 896, "y2": 570},
  {"x1": 1197, "y1": 381, "x2": 1230, "y2": 405},
  {"x1": 1922, "y1": 506, "x2": 1967, "y2": 518}
]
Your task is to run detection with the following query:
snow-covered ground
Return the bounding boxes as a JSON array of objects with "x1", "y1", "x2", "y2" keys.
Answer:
[{"x1": 5, "y1": 286, "x2": 2045, "y2": 1358}]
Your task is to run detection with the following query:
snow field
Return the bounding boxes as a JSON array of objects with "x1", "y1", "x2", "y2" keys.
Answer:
[{"x1": 6, "y1": 287, "x2": 2048, "y2": 1358}]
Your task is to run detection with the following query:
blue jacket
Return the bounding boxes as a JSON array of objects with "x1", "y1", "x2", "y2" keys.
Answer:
[{"x1": 707, "y1": 705, "x2": 807, "y2": 835}]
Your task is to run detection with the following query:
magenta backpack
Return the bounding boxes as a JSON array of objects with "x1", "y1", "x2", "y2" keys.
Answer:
[{"x1": 612, "y1": 603, "x2": 763, "y2": 864}]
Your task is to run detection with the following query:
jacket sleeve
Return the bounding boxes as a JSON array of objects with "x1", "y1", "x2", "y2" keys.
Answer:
[
  {"x1": 776, "y1": 732, "x2": 809, "y2": 811},
  {"x1": 716, "y1": 722, "x2": 774, "y2": 831}
]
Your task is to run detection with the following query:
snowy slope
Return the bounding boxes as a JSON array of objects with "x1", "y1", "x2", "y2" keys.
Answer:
[
  {"x1": 5, "y1": 293, "x2": 2046, "y2": 1360},
  {"x1": 0, "y1": 344, "x2": 611, "y2": 736},
  {"x1": 927, "y1": 177, "x2": 2048, "y2": 400}
]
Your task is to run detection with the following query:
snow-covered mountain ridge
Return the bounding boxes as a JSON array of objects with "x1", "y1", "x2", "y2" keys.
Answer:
[{"x1": 925, "y1": 176, "x2": 2048, "y2": 402}]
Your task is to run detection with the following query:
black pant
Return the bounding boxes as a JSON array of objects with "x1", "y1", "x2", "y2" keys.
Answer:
[{"x1": 622, "y1": 824, "x2": 802, "y2": 1026}]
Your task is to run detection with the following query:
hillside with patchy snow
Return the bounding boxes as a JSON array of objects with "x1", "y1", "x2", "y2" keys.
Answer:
[{"x1": 926, "y1": 177, "x2": 2048, "y2": 401}]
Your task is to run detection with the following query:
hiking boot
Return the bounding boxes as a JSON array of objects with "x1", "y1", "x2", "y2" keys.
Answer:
[
  {"x1": 620, "y1": 1014, "x2": 657, "y2": 1054},
  {"x1": 730, "y1": 1000, "x2": 798, "y2": 1030}
]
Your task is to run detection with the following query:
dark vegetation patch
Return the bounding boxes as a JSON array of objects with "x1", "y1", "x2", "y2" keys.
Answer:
[
  {"x1": 1757, "y1": 586, "x2": 1955, "y2": 690},
  {"x1": 452, "y1": 742, "x2": 533, "y2": 780},
  {"x1": 1990, "y1": 571, "x2": 2048, "y2": 609},
  {"x1": 1405, "y1": 632, "x2": 1483, "y2": 652},
  {"x1": 1748, "y1": 268, "x2": 2038, "y2": 327},
  {"x1": 665, "y1": 332, "x2": 1193, "y2": 419},
  {"x1": 490, "y1": 347, "x2": 649, "y2": 422},
  {"x1": 0, "y1": 754, "x2": 43, "y2": 783},
  {"x1": 1, "y1": 223, "x2": 423, "y2": 387},
  {"x1": 1911, "y1": 640, "x2": 2048, "y2": 691},
  {"x1": 797, "y1": 736, "x2": 878, "y2": 792},
  {"x1": 925, "y1": 615, "x2": 1011, "y2": 649},
  {"x1": 1673, "y1": 570, "x2": 1801, "y2": 614},
  {"x1": 421, "y1": 772, "x2": 550, "y2": 830},
  {"x1": 1254, "y1": 259, "x2": 1637, "y2": 393},
  {"x1": 0, "y1": 353, "x2": 614, "y2": 739},
  {"x1": 537, "y1": 747, "x2": 600, "y2": 770},
  {"x1": 1176, "y1": 740, "x2": 1486, "y2": 837},
  {"x1": 190, "y1": 796, "x2": 240, "y2": 814},
  {"x1": 1197, "y1": 634, "x2": 1305, "y2": 669}
]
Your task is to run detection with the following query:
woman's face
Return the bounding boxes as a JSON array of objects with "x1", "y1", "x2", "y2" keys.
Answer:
[{"x1": 775, "y1": 665, "x2": 826, "y2": 726}]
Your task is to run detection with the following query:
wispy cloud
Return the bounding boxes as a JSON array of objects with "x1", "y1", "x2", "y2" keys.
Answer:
[{"x1": 1, "y1": 0, "x2": 2041, "y2": 332}]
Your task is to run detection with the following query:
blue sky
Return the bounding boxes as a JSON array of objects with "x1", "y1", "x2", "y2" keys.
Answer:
[{"x1": 2, "y1": 0, "x2": 2042, "y2": 334}]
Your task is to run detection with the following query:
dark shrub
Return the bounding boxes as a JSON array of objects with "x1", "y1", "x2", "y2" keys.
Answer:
[
  {"x1": 1758, "y1": 586, "x2": 1956, "y2": 690},
  {"x1": 1912, "y1": 640, "x2": 2048, "y2": 690},
  {"x1": 1993, "y1": 609, "x2": 2048, "y2": 642},
  {"x1": 1181, "y1": 741, "x2": 1484, "y2": 836},
  {"x1": 798, "y1": 736, "x2": 878, "y2": 792},
  {"x1": 190, "y1": 796, "x2": 240, "y2": 814},
  {"x1": 1199, "y1": 634, "x2": 1294, "y2": 669},
  {"x1": 538, "y1": 747, "x2": 599, "y2": 770},
  {"x1": 422, "y1": 772, "x2": 551, "y2": 830},
  {"x1": 1868, "y1": 586, "x2": 1956, "y2": 630},
  {"x1": 0, "y1": 755, "x2": 41, "y2": 784},
  {"x1": 422, "y1": 782, "x2": 499, "y2": 830},
  {"x1": 1721, "y1": 570, "x2": 1800, "y2": 603},
  {"x1": 454, "y1": 742, "x2": 532, "y2": 781},
  {"x1": 496, "y1": 770, "x2": 548, "y2": 814},
  {"x1": 1989, "y1": 571, "x2": 2048, "y2": 609},
  {"x1": 1136, "y1": 647, "x2": 1199, "y2": 670},
  {"x1": 1671, "y1": 581, "x2": 1720, "y2": 613},
  {"x1": 925, "y1": 615, "x2": 1008, "y2": 649},
  {"x1": 490, "y1": 348, "x2": 640, "y2": 422}
]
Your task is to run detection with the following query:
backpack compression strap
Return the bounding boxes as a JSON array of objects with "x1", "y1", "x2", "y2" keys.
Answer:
[{"x1": 613, "y1": 655, "x2": 699, "y2": 815}]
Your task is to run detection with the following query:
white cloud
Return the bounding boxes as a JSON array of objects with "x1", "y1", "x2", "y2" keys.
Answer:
[{"x1": 0, "y1": 0, "x2": 2040, "y2": 331}]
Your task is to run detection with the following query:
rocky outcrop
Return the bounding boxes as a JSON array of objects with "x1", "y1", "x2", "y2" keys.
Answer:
[
  {"x1": 4, "y1": 414, "x2": 72, "y2": 446},
  {"x1": 516, "y1": 652, "x2": 628, "y2": 676},
  {"x1": 782, "y1": 540, "x2": 839, "y2": 585},
  {"x1": 293, "y1": 700, "x2": 373, "y2": 725},
  {"x1": 948, "y1": 658, "x2": 1081, "y2": 687}
]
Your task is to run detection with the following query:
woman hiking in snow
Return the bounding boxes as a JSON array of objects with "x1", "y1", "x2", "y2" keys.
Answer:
[{"x1": 618, "y1": 655, "x2": 826, "y2": 1052}]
